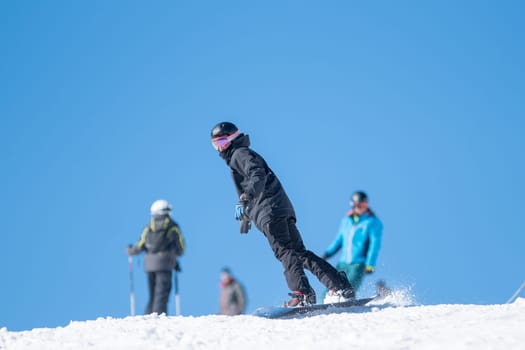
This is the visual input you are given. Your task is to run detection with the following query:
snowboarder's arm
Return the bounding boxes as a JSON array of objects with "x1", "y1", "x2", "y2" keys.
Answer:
[
  {"x1": 324, "y1": 220, "x2": 345, "y2": 258},
  {"x1": 231, "y1": 148, "x2": 267, "y2": 198},
  {"x1": 365, "y1": 219, "x2": 383, "y2": 267}
]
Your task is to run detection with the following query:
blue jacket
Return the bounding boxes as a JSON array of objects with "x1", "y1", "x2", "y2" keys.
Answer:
[{"x1": 324, "y1": 210, "x2": 383, "y2": 267}]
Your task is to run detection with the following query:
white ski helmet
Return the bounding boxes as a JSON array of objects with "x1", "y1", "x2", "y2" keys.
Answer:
[{"x1": 150, "y1": 199, "x2": 172, "y2": 216}]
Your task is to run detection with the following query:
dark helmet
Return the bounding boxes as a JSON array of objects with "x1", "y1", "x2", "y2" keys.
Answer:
[
  {"x1": 351, "y1": 191, "x2": 368, "y2": 205},
  {"x1": 211, "y1": 122, "x2": 239, "y2": 138}
]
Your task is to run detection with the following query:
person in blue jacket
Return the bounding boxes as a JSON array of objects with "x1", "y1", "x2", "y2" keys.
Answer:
[{"x1": 322, "y1": 191, "x2": 383, "y2": 300}]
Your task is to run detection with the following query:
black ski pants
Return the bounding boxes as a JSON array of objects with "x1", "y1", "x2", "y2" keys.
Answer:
[
  {"x1": 262, "y1": 217, "x2": 349, "y2": 295},
  {"x1": 146, "y1": 270, "x2": 172, "y2": 315}
]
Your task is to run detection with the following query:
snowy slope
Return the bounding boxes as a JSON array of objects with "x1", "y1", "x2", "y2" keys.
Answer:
[{"x1": 2, "y1": 297, "x2": 524, "y2": 350}]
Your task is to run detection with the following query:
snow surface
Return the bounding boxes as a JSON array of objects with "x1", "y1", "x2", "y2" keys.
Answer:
[{"x1": 2, "y1": 294, "x2": 524, "y2": 350}]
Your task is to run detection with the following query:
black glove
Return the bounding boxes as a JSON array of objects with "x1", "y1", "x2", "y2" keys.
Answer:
[
  {"x1": 174, "y1": 261, "x2": 182, "y2": 272},
  {"x1": 240, "y1": 219, "x2": 251, "y2": 234}
]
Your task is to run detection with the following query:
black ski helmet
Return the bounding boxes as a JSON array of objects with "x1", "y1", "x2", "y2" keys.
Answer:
[
  {"x1": 211, "y1": 122, "x2": 239, "y2": 138},
  {"x1": 351, "y1": 191, "x2": 368, "y2": 205}
]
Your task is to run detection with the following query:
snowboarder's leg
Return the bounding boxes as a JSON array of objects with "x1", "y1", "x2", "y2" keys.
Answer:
[
  {"x1": 341, "y1": 262, "x2": 366, "y2": 292},
  {"x1": 152, "y1": 270, "x2": 172, "y2": 314},
  {"x1": 263, "y1": 218, "x2": 313, "y2": 299},
  {"x1": 286, "y1": 219, "x2": 352, "y2": 292}
]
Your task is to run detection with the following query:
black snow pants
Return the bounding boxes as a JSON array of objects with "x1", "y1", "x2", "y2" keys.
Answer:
[
  {"x1": 262, "y1": 217, "x2": 349, "y2": 297},
  {"x1": 146, "y1": 270, "x2": 172, "y2": 315}
]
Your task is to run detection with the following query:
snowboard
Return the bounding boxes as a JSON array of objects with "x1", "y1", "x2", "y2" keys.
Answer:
[{"x1": 252, "y1": 296, "x2": 376, "y2": 319}]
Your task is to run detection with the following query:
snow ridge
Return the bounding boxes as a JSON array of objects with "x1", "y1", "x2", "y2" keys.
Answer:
[{"x1": 1, "y1": 298, "x2": 524, "y2": 350}]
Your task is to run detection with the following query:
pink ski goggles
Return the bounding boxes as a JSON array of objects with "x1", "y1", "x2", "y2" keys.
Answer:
[{"x1": 211, "y1": 130, "x2": 240, "y2": 151}]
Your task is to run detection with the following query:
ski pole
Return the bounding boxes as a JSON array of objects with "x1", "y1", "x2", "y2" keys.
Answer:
[
  {"x1": 174, "y1": 266, "x2": 181, "y2": 316},
  {"x1": 506, "y1": 280, "x2": 525, "y2": 304},
  {"x1": 128, "y1": 246, "x2": 136, "y2": 316}
]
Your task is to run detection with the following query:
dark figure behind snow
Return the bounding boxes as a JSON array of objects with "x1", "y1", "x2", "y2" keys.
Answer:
[
  {"x1": 127, "y1": 199, "x2": 185, "y2": 315},
  {"x1": 219, "y1": 267, "x2": 246, "y2": 315},
  {"x1": 210, "y1": 122, "x2": 355, "y2": 307},
  {"x1": 376, "y1": 280, "x2": 392, "y2": 298}
]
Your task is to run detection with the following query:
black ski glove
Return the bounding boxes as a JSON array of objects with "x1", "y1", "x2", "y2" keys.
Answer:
[{"x1": 237, "y1": 193, "x2": 252, "y2": 233}]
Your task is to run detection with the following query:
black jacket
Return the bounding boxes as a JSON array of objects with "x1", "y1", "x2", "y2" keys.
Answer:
[
  {"x1": 220, "y1": 134, "x2": 295, "y2": 230},
  {"x1": 130, "y1": 215, "x2": 185, "y2": 272}
]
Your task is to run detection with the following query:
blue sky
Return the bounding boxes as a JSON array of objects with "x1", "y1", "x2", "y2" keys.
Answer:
[{"x1": 1, "y1": 1, "x2": 524, "y2": 331}]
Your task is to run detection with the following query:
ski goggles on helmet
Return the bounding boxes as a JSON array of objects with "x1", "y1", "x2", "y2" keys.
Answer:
[
  {"x1": 351, "y1": 201, "x2": 368, "y2": 210},
  {"x1": 350, "y1": 192, "x2": 368, "y2": 207},
  {"x1": 211, "y1": 130, "x2": 240, "y2": 151}
]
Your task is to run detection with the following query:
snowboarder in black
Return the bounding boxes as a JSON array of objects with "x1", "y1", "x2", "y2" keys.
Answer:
[
  {"x1": 211, "y1": 122, "x2": 354, "y2": 306},
  {"x1": 127, "y1": 199, "x2": 185, "y2": 314}
]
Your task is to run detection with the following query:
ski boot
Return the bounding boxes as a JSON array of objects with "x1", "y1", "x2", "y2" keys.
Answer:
[{"x1": 285, "y1": 289, "x2": 316, "y2": 307}]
